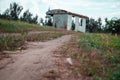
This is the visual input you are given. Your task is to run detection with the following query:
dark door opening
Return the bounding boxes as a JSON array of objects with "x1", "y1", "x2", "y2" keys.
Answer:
[
  {"x1": 71, "y1": 16, "x2": 75, "y2": 30},
  {"x1": 71, "y1": 20, "x2": 75, "y2": 30}
]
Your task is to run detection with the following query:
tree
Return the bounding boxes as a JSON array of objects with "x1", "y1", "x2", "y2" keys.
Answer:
[
  {"x1": 86, "y1": 18, "x2": 103, "y2": 33},
  {"x1": 97, "y1": 18, "x2": 102, "y2": 32},
  {"x1": 20, "y1": 10, "x2": 33, "y2": 22},
  {"x1": 104, "y1": 18, "x2": 109, "y2": 32},
  {"x1": 47, "y1": 18, "x2": 53, "y2": 26},
  {"x1": 1, "y1": 2, "x2": 23, "y2": 20},
  {"x1": 105, "y1": 17, "x2": 108, "y2": 23},
  {"x1": 40, "y1": 18, "x2": 44, "y2": 26},
  {"x1": 31, "y1": 15, "x2": 38, "y2": 24},
  {"x1": 0, "y1": 2, "x2": 39, "y2": 24},
  {"x1": 20, "y1": 10, "x2": 38, "y2": 24},
  {"x1": 105, "y1": 18, "x2": 120, "y2": 34},
  {"x1": 0, "y1": 10, "x2": 2, "y2": 18},
  {"x1": 87, "y1": 18, "x2": 97, "y2": 32},
  {"x1": 86, "y1": 18, "x2": 90, "y2": 32},
  {"x1": 45, "y1": 13, "x2": 53, "y2": 26},
  {"x1": 9, "y1": 2, "x2": 23, "y2": 20},
  {"x1": 45, "y1": 20, "x2": 47, "y2": 26},
  {"x1": 1, "y1": 9, "x2": 11, "y2": 19}
]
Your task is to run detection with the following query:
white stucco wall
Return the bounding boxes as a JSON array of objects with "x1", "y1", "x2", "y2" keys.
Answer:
[
  {"x1": 74, "y1": 17, "x2": 86, "y2": 33},
  {"x1": 67, "y1": 15, "x2": 72, "y2": 30},
  {"x1": 52, "y1": 14, "x2": 86, "y2": 33},
  {"x1": 74, "y1": 16, "x2": 79, "y2": 31},
  {"x1": 53, "y1": 14, "x2": 68, "y2": 28},
  {"x1": 79, "y1": 18, "x2": 86, "y2": 33}
]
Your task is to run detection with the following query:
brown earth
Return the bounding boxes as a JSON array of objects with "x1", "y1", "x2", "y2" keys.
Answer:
[
  {"x1": 54, "y1": 34, "x2": 92, "y2": 80},
  {"x1": 0, "y1": 35, "x2": 71, "y2": 80}
]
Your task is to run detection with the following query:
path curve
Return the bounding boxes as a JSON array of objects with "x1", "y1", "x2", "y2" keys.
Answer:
[{"x1": 0, "y1": 35, "x2": 71, "y2": 80}]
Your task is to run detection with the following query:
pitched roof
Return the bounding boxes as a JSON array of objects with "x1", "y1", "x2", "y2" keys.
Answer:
[{"x1": 46, "y1": 9, "x2": 89, "y2": 19}]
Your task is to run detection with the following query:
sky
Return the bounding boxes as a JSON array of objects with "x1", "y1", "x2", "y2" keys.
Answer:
[{"x1": 0, "y1": 0, "x2": 120, "y2": 23}]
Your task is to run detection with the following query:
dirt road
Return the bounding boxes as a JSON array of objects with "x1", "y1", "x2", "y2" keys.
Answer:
[{"x1": 0, "y1": 35, "x2": 71, "y2": 80}]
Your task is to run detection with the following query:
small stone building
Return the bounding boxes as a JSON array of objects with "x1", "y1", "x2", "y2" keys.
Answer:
[{"x1": 46, "y1": 9, "x2": 89, "y2": 33}]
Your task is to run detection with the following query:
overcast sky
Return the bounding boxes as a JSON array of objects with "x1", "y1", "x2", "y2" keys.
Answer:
[{"x1": 0, "y1": 0, "x2": 120, "y2": 22}]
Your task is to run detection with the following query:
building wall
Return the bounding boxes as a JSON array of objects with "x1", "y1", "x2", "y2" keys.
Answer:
[
  {"x1": 52, "y1": 14, "x2": 86, "y2": 33},
  {"x1": 79, "y1": 18, "x2": 86, "y2": 33},
  {"x1": 75, "y1": 16, "x2": 79, "y2": 31},
  {"x1": 53, "y1": 14, "x2": 68, "y2": 29},
  {"x1": 74, "y1": 16, "x2": 86, "y2": 33},
  {"x1": 67, "y1": 15, "x2": 72, "y2": 30}
]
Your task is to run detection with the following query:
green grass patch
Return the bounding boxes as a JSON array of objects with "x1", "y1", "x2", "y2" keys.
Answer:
[
  {"x1": 77, "y1": 33, "x2": 120, "y2": 51},
  {"x1": 0, "y1": 19, "x2": 56, "y2": 33},
  {"x1": 0, "y1": 19, "x2": 66, "y2": 53},
  {"x1": 77, "y1": 33, "x2": 120, "y2": 80}
]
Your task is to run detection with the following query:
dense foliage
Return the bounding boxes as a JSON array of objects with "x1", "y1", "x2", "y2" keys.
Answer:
[
  {"x1": 86, "y1": 18, "x2": 102, "y2": 33},
  {"x1": 104, "y1": 18, "x2": 120, "y2": 34},
  {"x1": 86, "y1": 17, "x2": 120, "y2": 34},
  {"x1": 0, "y1": 2, "x2": 38, "y2": 24},
  {"x1": 20, "y1": 10, "x2": 38, "y2": 24}
]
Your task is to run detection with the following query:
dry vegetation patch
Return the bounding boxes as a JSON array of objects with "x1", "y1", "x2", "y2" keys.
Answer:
[
  {"x1": 54, "y1": 33, "x2": 120, "y2": 80},
  {"x1": 54, "y1": 33, "x2": 92, "y2": 80}
]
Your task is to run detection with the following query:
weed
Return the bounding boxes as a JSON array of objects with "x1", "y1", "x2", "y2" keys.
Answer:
[{"x1": 77, "y1": 33, "x2": 120, "y2": 80}]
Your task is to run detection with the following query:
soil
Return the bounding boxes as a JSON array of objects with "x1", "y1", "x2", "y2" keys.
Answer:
[
  {"x1": 0, "y1": 35, "x2": 71, "y2": 80},
  {"x1": 0, "y1": 31, "x2": 55, "y2": 37}
]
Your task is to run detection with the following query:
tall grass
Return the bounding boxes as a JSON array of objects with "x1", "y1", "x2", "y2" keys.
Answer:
[
  {"x1": 77, "y1": 33, "x2": 120, "y2": 80},
  {"x1": 0, "y1": 32, "x2": 65, "y2": 52},
  {"x1": 26, "y1": 32, "x2": 64, "y2": 42},
  {"x1": 0, "y1": 19, "x2": 56, "y2": 33},
  {"x1": 0, "y1": 19, "x2": 66, "y2": 53},
  {"x1": 0, "y1": 35, "x2": 25, "y2": 51}
]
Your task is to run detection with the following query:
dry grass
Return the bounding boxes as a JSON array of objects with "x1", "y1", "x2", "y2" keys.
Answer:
[
  {"x1": 26, "y1": 32, "x2": 65, "y2": 42},
  {"x1": 54, "y1": 33, "x2": 120, "y2": 80},
  {"x1": 54, "y1": 33, "x2": 93, "y2": 80},
  {"x1": 0, "y1": 35, "x2": 25, "y2": 52},
  {"x1": 0, "y1": 32, "x2": 65, "y2": 51}
]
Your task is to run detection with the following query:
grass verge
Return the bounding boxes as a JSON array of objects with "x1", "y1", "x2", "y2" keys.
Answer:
[
  {"x1": 77, "y1": 33, "x2": 120, "y2": 80},
  {"x1": 26, "y1": 32, "x2": 64, "y2": 42},
  {"x1": 0, "y1": 35, "x2": 25, "y2": 52},
  {"x1": 0, "y1": 19, "x2": 56, "y2": 33},
  {"x1": 0, "y1": 32, "x2": 65, "y2": 52},
  {"x1": 55, "y1": 33, "x2": 120, "y2": 80}
]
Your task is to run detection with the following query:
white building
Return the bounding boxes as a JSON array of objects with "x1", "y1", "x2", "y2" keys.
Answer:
[{"x1": 46, "y1": 9, "x2": 89, "y2": 33}]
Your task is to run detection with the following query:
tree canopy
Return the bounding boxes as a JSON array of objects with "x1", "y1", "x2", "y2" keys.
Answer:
[
  {"x1": 0, "y1": 2, "x2": 38, "y2": 24},
  {"x1": 105, "y1": 18, "x2": 120, "y2": 34},
  {"x1": 86, "y1": 18, "x2": 102, "y2": 33}
]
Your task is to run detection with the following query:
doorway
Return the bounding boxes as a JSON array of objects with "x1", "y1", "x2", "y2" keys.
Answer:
[{"x1": 71, "y1": 16, "x2": 75, "y2": 30}]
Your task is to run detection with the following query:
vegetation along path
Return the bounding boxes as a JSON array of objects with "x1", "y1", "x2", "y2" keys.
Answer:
[{"x1": 0, "y1": 35, "x2": 71, "y2": 80}]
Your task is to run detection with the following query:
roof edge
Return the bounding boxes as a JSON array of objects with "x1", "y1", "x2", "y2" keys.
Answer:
[{"x1": 46, "y1": 9, "x2": 89, "y2": 19}]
